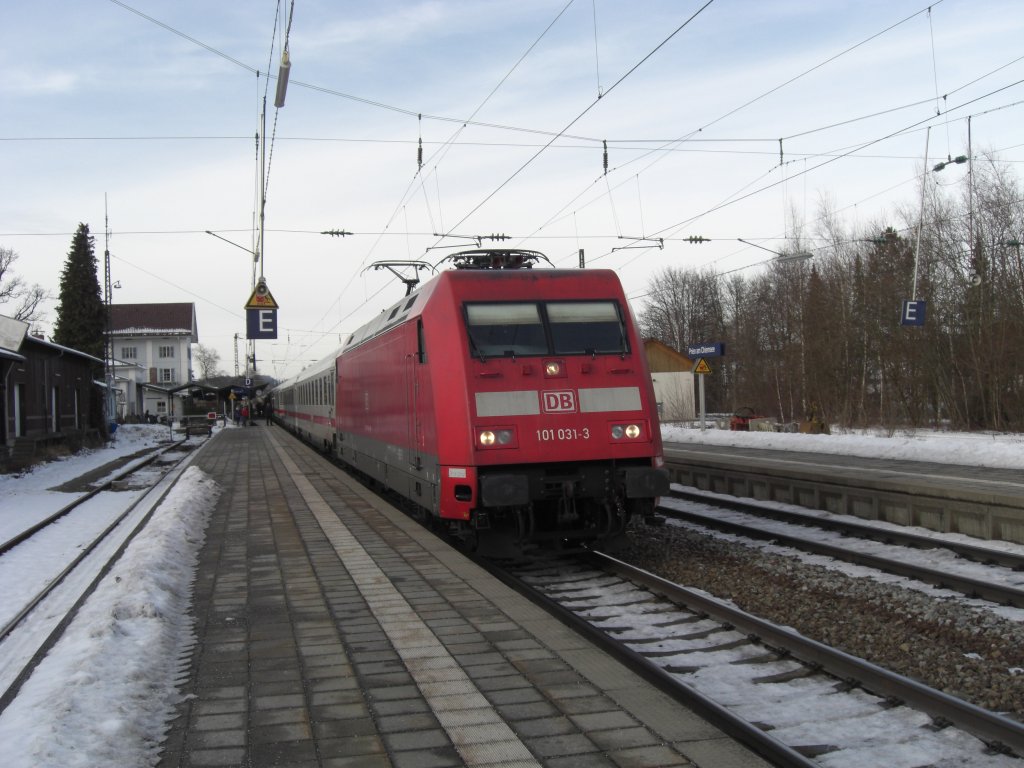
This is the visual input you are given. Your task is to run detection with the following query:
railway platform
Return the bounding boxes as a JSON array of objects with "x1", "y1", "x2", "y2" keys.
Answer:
[
  {"x1": 158, "y1": 424, "x2": 768, "y2": 768},
  {"x1": 664, "y1": 442, "x2": 1024, "y2": 544}
]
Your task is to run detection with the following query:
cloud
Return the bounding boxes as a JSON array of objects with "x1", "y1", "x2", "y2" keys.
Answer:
[{"x1": 3, "y1": 69, "x2": 79, "y2": 95}]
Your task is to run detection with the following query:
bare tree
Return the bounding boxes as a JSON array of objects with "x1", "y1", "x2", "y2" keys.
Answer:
[
  {"x1": 633, "y1": 152, "x2": 1023, "y2": 431},
  {"x1": 638, "y1": 266, "x2": 728, "y2": 410},
  {"x1": 194, "y1": 344, "x2": 223, "y2": 380},
  {"x1": 0, "y1": 246, "x2": 49, "y2": 323}
]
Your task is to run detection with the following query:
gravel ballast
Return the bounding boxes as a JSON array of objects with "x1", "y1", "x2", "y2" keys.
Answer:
[{"x1": 618, "y1": 522, "x2": 1024, "y2": 718}]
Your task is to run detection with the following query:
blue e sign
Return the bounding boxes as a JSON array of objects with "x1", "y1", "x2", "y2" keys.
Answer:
[
  {"x1": 900, "y1": 300, "x2": 927, "y2": 327},
  {"x1": 247, "y1": 308, "x2": 278, "y2": 339}
]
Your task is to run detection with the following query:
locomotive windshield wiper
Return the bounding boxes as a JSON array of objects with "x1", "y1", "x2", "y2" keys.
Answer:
[{"x1": 467, "y1": 333, "x2": 487, "y2": 362}]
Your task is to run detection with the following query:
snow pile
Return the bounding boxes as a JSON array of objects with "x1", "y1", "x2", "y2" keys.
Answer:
[{"x1": 0, "y1": 466, "x2": 220, "y2": 768}]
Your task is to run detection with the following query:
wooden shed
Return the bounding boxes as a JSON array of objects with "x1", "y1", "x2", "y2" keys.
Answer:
[
  {"x1": 643, "y1": 339, "x2": 696, "y2": 422},
  {"x1": 0, "y1": 315, "x2": 106, "y2": 470}
]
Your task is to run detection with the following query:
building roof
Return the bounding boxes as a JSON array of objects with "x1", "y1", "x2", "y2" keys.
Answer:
[
  {"x1": 0, "y1": 311, "x2": 105, "y2": 365},
  {"x1": 23, "y1": 334, "x2": 105, "y2": 365},
  {"x1": 109, "y1": 303, "x2": 198, "y2": 339},
  {"x1": 643, "y1": 338, "x2": 694, "y2": 373}
]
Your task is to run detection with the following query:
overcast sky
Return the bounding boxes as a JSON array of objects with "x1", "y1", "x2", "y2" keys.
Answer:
[{"x1": 2, "y1": 0, "x2": 1022, "y2": 379}]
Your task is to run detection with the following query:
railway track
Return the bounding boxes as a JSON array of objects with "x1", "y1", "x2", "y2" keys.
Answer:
[
  {"x1": 278, "y1": 427, "x2": 1024, "y2": 763},
  {"x1": 487, "y1": 551, "x2": 1024, "y2": 767},
  {"x1": 661, "y1": 488, "x2": 1024, "y2": 608},
  {"x1": 0, "y1": 439, "x2": 188, "y2": 556},
  {"x1": 661, "y1": 444, "x2": 1024, "y2": 548},
  {"x1": 669, "y1": 486, "x2": 1024, "y2": 568},
  {"x1": 0, "y1": 441, "x2": 198, "y2": 715}
]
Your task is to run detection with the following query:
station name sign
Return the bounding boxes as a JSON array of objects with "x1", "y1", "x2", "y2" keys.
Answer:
[{"x1": 687, "y1": 342, "x2": 725, "y2": 358}]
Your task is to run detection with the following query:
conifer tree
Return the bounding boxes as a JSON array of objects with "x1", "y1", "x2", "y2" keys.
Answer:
[{"x1": 52, "y1": 223, "x2": 106, "y2": 359}]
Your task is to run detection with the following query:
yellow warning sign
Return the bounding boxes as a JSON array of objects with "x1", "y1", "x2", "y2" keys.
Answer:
[
  {"x1": 244, "y1": 280, "x2": 279, "y2": 310},
  {"x1": 693, "y1": 357, "x2": 712, "y2": 374}
]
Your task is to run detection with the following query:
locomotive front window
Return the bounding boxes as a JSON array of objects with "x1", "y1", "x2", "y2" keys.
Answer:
[
  {"x1": 548, "y1": 301, "x2": 627, "y2": 355},
  {"x1": 465, "y1": 300, "x2": 628, "y2": 358},
  {"x1": 466, "y1": 303, "x2": 547, "y2": 357}
]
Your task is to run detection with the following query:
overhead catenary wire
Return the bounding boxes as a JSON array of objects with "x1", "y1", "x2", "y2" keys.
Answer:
[
  {"x1": 591, "y1": 0, "x2": 603, "y2": 98},
  {"x1": 648, "y1": 78, "x2": 1024, "y2": 241},
  {"x1": 103, "y1": 0, "x2": 1021, "y2": 179},
  {"x1": 284, "y1": 0, "x2": 581, "y2": 373},
  {"x1": 512, "y1": 0, "x2": 984, "y2": 265},
  {"x1": 93, "y1": 0, "x2": 1022, "y2": 377},
  {"x1": 438, "y1": 0, "x2": 717, "y2": 242},
  {"x1": 567, "y1": 73, "x2": 1024, "y2": 271}
]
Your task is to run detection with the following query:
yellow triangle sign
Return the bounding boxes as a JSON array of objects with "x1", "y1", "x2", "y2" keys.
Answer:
[
  {"x1": 245, "y1": 282, "x2": 279, "y2": 310},
  {"x1": 693, "y1": 357, "x2": 712, "y2": 374}
]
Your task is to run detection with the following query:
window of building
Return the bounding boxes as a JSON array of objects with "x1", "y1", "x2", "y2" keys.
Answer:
[
  {"x1": 158, "y1": 368, "x2": 176, "y2": 383},
  {"x1": 121, "y1": 347, "x2": 137, "y2": 359},
  {"x1": 159, "y1": 346, "x2": 175, "y2": 358}
]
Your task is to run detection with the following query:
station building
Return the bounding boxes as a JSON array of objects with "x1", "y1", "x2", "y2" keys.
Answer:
[{"x1": 108, "y1": 302, "x2": 197, "y2": 422}]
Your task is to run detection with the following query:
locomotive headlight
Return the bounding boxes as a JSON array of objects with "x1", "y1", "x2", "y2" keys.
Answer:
[
  {"x1": 544, "y1": 361, "x2": 562, "y2": 377},
  {"x1": 478, "y1": 428, "x2": 515, "y2": 448},
  {"x1": 611, "y1": 423, "x2": 643, "y2": 440}
]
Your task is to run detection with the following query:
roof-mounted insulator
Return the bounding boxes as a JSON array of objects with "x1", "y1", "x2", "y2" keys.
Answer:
[{"x1": 444, "y1": 249, "x2": 552, "y2": 271}]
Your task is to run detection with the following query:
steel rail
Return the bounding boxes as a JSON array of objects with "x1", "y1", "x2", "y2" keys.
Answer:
[
  {"x1": 659, "y1": 502, "x2": 1024, "y2": 607},
  {"x1": 0, "y1": 439, "x2": 187, "y2": 556},
  {"x1": 477, "y1": 553, "x2": 820, "y2": 768},
  {"x1": 588, "y1": 550, "x2": 1024, "y2": 757},
  {"x1": 668, "y1": 487, "x2": 1024, "y2": 571},
  {"x1": 0, "y1": 445, "x2": 199, "y2": 715}
]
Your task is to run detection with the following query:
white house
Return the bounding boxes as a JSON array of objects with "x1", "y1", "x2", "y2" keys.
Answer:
[{"x1": 108, "y1": 303, "x2": 197, "y2": 421}]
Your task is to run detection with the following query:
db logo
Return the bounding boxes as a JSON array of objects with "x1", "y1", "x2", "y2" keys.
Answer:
[{"x1": 542, "y1": 390, "x2": 577, "y2": 413}]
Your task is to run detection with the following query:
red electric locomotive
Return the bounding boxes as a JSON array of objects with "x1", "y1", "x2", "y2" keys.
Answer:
[{"x1": 328, "y1": 249, "x2": 668, "y2": 555}]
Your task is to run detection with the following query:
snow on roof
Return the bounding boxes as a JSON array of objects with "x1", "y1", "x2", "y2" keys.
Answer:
[{"x1": 109, "y1": 303, "x2": 197, "y2": 339}]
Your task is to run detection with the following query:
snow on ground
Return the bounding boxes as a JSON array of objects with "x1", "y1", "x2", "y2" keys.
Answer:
[
  {"x1": 0, "y1": 425, "x2": 221, "y2": 768},
  {"x1": 0, "y1": 423, "x2": 1020, "y2": 766},
  {"x1": 662, "y1": 422, "x2": 1024, "y2": 469},
  {"x1": 0, "y1": 424, "x2": 184, "y2": 540}
]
